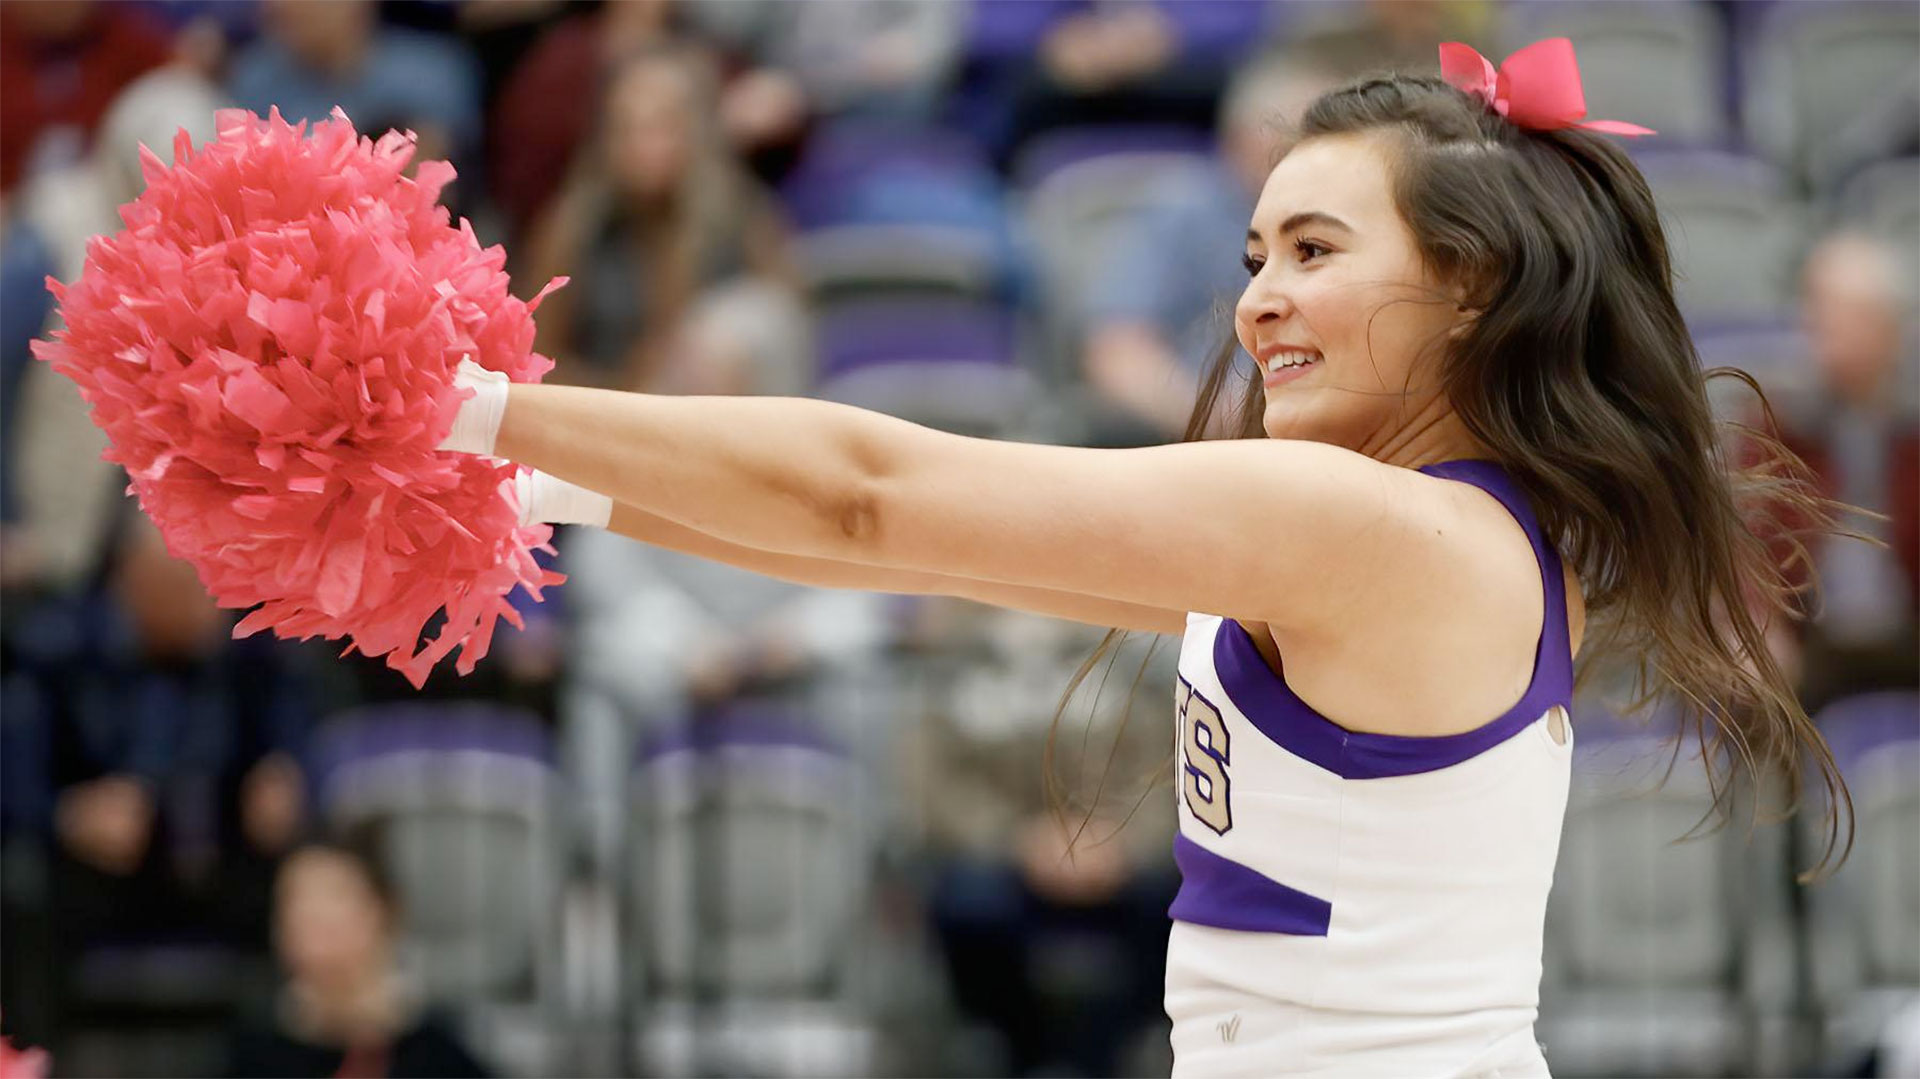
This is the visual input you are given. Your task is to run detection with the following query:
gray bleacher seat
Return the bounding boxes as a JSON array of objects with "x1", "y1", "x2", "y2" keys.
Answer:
[
  {"x1": 628, "y1": 710, "x2": 876, "y2": 1076},
  {"x1": 798, "y1": 223, "x2": 1007, "y2": 308},
  {"x1": 1538, "y1": 706, "x2": 1798, "y2": 1077},
  {"x1": 1635, "y1": 149, "x2": 1807, "y2": 322},
  {"x1": 812, "y1": 297, "x2": 1040, "y2": 438},
  {"x1": 1833, "y1": 156, "x2": 1920, "y2": 308},
  {"x1": 1802, "y1": 691, "x2": 1920, "y2": 1075},
  {"x1": 1504, "y1": 1, "x2": 1732, "y2": 145},
  {"x1": 1691, "y1": 322, "x2": 1819, "y2": 418},
  {"x1": 1744, "y1": 2, "x2": 1920, "y2": 190},
  {"x1": 1019, "y1": 135, "x2": 1217, "y2": 387},
  {"x1": 316, "y1": 704, "x2": 568, "y2": 1077}
]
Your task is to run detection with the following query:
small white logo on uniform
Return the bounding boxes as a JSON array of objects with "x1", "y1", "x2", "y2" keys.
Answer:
[{"x1": 1217, "y1": 1015, "x2": 1242, "y2": 1044}]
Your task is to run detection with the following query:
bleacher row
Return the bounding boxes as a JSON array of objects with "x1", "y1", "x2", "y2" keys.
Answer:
[{"x1": 301, "y1": 665, "x2": 1915, "y2": 1077}]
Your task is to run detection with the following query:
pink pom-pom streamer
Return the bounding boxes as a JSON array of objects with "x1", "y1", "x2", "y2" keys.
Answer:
[
  {"x1": 0, "y1": 1013, "x2": 46, "y2": 1079},
  {"x1": 31, "y1": 108, "x2": 568, "y2": 687}
]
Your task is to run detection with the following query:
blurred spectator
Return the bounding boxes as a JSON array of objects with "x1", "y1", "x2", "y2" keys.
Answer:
[
  {"x1": 0, "y1": 0, "x2": 172, "y2": 195},
  {"x1": 0, "y1": 204, "x2": 56, "y2": 580},
  {"x1": 524, "y1": 42, "x2": 803, "y2": 391},
  {"x1": 903, "y1": 605, "x2": 1176, "y2": 1076},
  {"x1": 448, "y1": 0, "x2": 571, "y2": 120},
  {"x1": 487, "y1": 0, "x2": 677, "y2": 246},
  {"x1": 225, "y1": 836, "x2": 490, "y2": 1077},
  {"x1": 1777, "y1": 233, "x2": 1920, "y2": 712},
  {"x1": 10, "y1": 64, "x2": 224, "y2": 595},
  {"x1": 1268, "y1": 0, "x2": 1489, "y2": 79},
  {"x1": 951, "y1": 0, "x2": 1270, "y2": 169},
  {"x1": 680, "y1": 0, "x2": 962, "y2": 123},
  {"x1": 1, "y1": 504, "x2": 320, "y2": 1055},
  {"x1": 124, "y1": 0, "x2": 264, "y2": 82},
  {"x1": 1077, "y1": 54, "x2": 1338, "y2": 443},
  {"x1": 226, "y1": 0, "x2": 480, "y2": 183},
  {"x1": 560, "y1": 494, "x2": 881, "y2": 866}
]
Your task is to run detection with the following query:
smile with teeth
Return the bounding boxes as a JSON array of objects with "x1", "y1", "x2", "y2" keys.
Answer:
[{"x1": 1264, "y1": 349, "x2": 1321, "y2": 374}]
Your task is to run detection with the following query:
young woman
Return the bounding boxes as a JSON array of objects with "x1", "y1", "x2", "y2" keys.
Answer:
[
  {"x1": 441, "y1": 41, "x2": 1846, "y2": 1077},
  {"x1": 522, "y1": 42, "x2": 802, "y2": 394},
  {"x1": 225, "y1": 836, "x2": 489, "y2": 1077}
]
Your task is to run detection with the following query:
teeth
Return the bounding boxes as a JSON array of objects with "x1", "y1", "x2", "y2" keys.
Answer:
[{"x1": 1265, "y1": 350, "x2": 1318, "y2": 373}]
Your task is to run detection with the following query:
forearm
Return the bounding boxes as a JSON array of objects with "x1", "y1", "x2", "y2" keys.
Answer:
[
  {"x1": 605, "y1": 500, "x2": 934, "y2": 594},
  {"x1": 496, "y1": 384, "x2": 902, "y2": 560},
  {"x1": 603, "y1": 500, "x2": 1181, "y2": 634}
]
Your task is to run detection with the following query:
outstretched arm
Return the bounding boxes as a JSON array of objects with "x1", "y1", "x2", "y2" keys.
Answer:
[
  {"x1": 603, "y1": 501, "x2": 1183, "y2": 634},
  {"x1": 492, "y1": 382, "x2": 1452, "y2": 633}
]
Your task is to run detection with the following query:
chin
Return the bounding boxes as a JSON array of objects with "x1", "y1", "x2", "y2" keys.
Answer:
[{"x1": 1260, "y1": 396, "x2": 1325, "y2": 444}]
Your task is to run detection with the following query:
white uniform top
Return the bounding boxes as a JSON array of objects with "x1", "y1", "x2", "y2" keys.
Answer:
[{"x1": 1164, "y1": 460, "x2": 1574, "y2": 1078}]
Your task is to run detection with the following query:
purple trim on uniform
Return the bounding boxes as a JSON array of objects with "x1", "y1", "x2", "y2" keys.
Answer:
[
  {"x1": 1169, "y1": 833, "x2": 1332, "y2": 935},
  {"x1": 1211, "y1": 459, "x2": 1575, "y2": 780}
]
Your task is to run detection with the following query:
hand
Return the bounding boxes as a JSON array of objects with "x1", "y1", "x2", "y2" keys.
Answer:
[
  {"x1": 241, "y1": 753, "x2": 306, "y2": 855},
  {"x1": 683, "y1": 637, "x2": 748, "y2": 705},
  {"x1": 438, "y1": 357, "x2": 510, "y2": 455},
  {"x1": 1014, "y1": 812, "x2": 1130, "y2": 906},
  {"x1": 56, "y1": 775, "x2": 155, "y2": 876}
]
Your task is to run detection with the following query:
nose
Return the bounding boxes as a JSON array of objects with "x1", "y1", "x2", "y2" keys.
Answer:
[{"x1": 1235, "y1": 272, "x2": 1296, "y2": 335}]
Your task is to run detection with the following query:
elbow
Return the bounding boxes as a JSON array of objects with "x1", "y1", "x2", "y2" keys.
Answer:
[
  {"x1": 825, "y1": 422, "x2": 896, "y2": 560},
  {"x1": 825, "y1": 471, "x2": 887, "y2": 562}
]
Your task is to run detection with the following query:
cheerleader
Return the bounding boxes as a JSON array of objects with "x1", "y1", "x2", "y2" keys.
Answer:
[{"x1": 434, "y1": 39, "x2": 1845, "y2": 1078}]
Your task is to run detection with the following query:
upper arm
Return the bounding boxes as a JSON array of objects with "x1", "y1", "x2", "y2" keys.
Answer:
[{"x1": 858, "y1": 434, "x2": 1464, "y2": 636}]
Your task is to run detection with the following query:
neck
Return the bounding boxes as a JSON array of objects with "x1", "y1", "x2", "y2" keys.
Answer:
[{"x1": 1360, "y1": 394, "x2": 1488, "y2": 470}]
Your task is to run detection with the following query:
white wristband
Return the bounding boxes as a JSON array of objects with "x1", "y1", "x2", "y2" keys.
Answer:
[
  {"x1": 439, "y1": 357, "x2": 510, "y2": 456},
  {"x1": 514, "y1": 469, "x2": 613, "y2": 529}
]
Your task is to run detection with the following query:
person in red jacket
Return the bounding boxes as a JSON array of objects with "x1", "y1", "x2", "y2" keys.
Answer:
[
  {"x1": 0, "y1": 0, "x2": 171, "y2": 195},
  {"x1": 1777, "y1": 232, "x2": 1919, "y2": 712}
]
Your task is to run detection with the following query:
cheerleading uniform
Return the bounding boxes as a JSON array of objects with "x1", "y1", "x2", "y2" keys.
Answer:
[{"x1": 1164, "y1": 460, "x2": 1574, "y2": 1078}]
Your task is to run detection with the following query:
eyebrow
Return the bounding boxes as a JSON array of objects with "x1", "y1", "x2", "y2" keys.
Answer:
[{"x1": 1247, "y1": 212, "x2": 1355, "y2": 243}]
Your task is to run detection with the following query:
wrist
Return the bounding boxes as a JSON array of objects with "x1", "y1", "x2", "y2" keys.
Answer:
[
  {"x1": 439, "y1": 357, "x2": 510, "y2": 456},
  {"x1": 514, "y1": 469, "x2": 612, "y2": 528}
]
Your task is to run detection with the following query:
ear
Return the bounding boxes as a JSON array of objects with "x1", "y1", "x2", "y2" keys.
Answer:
[{"x1": 1447, "y1": 301, "x2": 1481, "y2": 340}]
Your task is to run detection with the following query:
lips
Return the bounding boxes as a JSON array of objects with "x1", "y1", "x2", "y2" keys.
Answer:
[{"x1": 1258, "y1": 346, "x2": 1322, "y2": 386}]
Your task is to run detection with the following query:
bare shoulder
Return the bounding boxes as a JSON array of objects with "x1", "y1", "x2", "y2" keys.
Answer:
[{"x1": 1274, "y1": 463, "x2": 1572, "y2": 737}]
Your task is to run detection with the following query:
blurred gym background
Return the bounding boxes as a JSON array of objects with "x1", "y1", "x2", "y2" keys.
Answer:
[{"x1": 0, "y1": 1, "x2": 1915, "y2": 1076}]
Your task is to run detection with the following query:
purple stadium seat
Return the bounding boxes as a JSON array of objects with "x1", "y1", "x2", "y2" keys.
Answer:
[
  {"x1": 1012, "y1": 124, "x2": 1213, "y2": 191},
  {"x1": 1156, "y1": 1, "x2": 1274, "y2": 63},
  {"x1": 1631, "y1": 148, "x2": 1805, "y2": 321},
  {"x1": 1502, "y1": 0, "x2": 1733, "y2": 146},
  {"x1": 633, "y1": 702, "x2": 846, "y2": 767},
  {"x1": 961, "y1": 0, "x2": 1085, "y2": 64},
  {"x1": 1815, "y1": 690, "x2": 1920, "y2": 783},
  {"x1": 1802, "y1": 691, "x2": 1920, "y2": 1073},
  {"x1": 813, "y1": 299, "x2": 1036, "y2": 436},
  {"x1": 311, "y1": 701, "x2": 553, "y2": 801},
  {"x1": 780, "y1": 120, "x2": 1000, "y2": 233},
  {"x1": 815, "y1": 298, "x2": 1015, "y2": 381},
  {"x1": 1742, "y1": 1, "x2": 1920, "y2": 188}
]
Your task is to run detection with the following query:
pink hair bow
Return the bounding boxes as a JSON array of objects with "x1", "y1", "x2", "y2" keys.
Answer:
[{"x1": 1439, "y1": 37, "x2": 1656, "y2": 137}]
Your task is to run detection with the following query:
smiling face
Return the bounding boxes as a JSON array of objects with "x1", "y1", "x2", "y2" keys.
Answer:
[{"x1": 1236, "y1": 131, "x2": 1473, "y2": 450}]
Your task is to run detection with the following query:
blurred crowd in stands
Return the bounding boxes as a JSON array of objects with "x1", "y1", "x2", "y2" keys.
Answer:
[{"x1": 0, "y1": 1, "x2": 1914, "y2": 1076}]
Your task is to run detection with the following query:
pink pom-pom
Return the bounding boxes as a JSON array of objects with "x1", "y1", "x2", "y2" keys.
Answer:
[
  {"x1": 32, "y1": 108, "x2": 570, "y2": 688},
  {"x1": 0, "y1": 1016, "x2": 46, "y2": 1079}
]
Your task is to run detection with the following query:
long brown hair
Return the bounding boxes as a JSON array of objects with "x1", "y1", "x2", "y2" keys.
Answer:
[
  {"x1": 1050, "y1": 72, "x2": 1856, "y2": 877},
  {"x1": 526, "y1": 41, "x2": 783, "y2": 383}
]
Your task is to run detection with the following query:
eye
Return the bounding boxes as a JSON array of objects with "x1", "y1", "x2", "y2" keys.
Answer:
[
  {"x1": 1293, "y1": 237, "x2": 1330, "y2": 262},
  {"x1": 1240, "y1": 253, "x2": 1264, "y2": 278}
]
